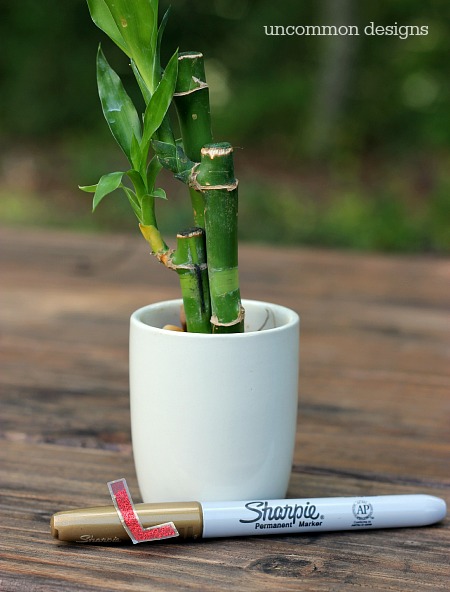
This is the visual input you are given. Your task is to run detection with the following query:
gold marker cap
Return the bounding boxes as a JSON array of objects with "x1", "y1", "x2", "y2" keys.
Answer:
[{"x1": 51, "y1": 501, "x2": 203, "y2": 543}]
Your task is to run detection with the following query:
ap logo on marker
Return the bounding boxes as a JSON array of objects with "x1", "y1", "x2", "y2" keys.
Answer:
[{"x1": 352, "y1": 500, "x2": 374, "y2": 521}]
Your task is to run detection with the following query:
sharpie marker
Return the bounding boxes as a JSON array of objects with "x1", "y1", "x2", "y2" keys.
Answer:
[{"x1": 51, "y1": 494, "x2": 446, "y2": 543}]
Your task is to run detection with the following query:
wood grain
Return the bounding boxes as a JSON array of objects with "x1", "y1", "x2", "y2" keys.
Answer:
[{"x1": 0, "y1": 226, "x2": 449, "y2": 591}]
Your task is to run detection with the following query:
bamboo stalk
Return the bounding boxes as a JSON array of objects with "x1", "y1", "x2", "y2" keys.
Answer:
[
  {"x1": 174, "y1": 52, "x2": 212, "y2": 161},
  {"x1": 139, "y1": 223, "x2": 212, "y2": 333},
  {"x1": 193, "y1": 143, "x2": 244, "y2": 334},
  {"x1": 174, "y1": 52, "x2": 213, "y2": 228},
  {"x1": 172, "y1": 228, "x2": 212, "y2": 333}
]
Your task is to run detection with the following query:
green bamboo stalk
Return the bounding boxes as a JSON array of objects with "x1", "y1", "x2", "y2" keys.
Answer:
[
  {"x1": 140, "y1": 223, "x2": 212, "y2": 333},
  {"x1": 171, "y1": 228, "x2": 212, "y2": 333},
  {"x1": 174, "y1": 52, "x2": 213, "y2": 228},
  {"x1": 174, "y1": 52, "x2": 212, "y2": 161},
  {"x1": 193, "y1": 143, "x2": 244, "y2": 334}
]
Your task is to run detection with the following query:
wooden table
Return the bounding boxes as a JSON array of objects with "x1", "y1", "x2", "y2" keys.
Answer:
[{"x1": 1, "y1": 226, "x2": 449, "y2": 591}]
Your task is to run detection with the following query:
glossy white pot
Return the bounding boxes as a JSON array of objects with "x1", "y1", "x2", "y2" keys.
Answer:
[{"x1": 130, "y1": 299, "x2": 299, "y2": 503}]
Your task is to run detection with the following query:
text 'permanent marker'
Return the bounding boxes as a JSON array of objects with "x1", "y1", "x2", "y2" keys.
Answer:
[{"x1": 51, "y1": 494, "x2": 446, "y2": 543}]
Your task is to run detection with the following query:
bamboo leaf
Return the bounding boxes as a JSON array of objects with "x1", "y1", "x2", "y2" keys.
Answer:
[
  {"x1": 152, "y1": 139, "x2": 195, "y2": 181},
  {"x1": 131, "y1": 59, "x2": 152, "y2": 105},
  {"x1": 86, "y1": 0, "x2": 130, "y2": 55},
  {"x1": 152, "y1": 187, "x2": 167, "y2": 200},
  {"x1": 152, "y1": 139, "x2": 176, "y2": 160},
  {"x1": 103, "y1": 0, "x2": 158, "y2": 92},
  {"x1": 157, "y1": 7, "x2": 171, "y2": 60},
  {"x1": 154, "y1": 6, "x2": 171, "y2": 89},
  {"x1": 92, "y1": 171, "x2": 125, "y2": 211},
  {"x1": 79, "y1": 184, "x2": 98, "y2": 193},
  {"x1": 141, "y1": 49, "x2": 178, "y2": 153},
  {"x1": 175, "y1": 145, "x2": 196, "y2": 178},
  {"x1": 97, "y1": 46, "x2": 142, "y2": 162},
  {"x1": 130, "y1": 134, "x2": 143, "y2": 172},
  {"x1": 126, "y1": 168, "x2": 147, "y2": 197},
  {"x1": 146, "y1": 156, "x2": 162, "y2": 191},
  {"x1": 174, "y1": 168, "x2": 193, "y2": 184},
  {"x1": 121, "y1": 186, "x2": 142, "y2": 220}
]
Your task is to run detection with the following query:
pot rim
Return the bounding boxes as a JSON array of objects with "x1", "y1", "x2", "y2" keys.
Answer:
[{"x1": 131, "y1": 298, "x2": 299, "y2": 339}]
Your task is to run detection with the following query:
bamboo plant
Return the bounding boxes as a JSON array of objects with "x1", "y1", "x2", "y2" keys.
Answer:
[{"x1": 81, "y1": 0, "x2": 244, "y2": 333}]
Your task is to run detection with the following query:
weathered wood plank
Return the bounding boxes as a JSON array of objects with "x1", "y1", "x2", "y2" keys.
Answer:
[
  {"x1": 1, "y1": 440, "x2": 448, "y2": 592},
  {"x1": 0, "y1": 226, "x2": 449, "y2": 591}
]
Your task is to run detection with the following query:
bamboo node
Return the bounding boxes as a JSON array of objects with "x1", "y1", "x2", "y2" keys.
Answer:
[
  {"x1": 173, "y1": 77, "x2": 208, "y2": 96},
  {"x1": 176, "y1": 228, "x2": 204, "y2": 239},
  {"x1": 211, "y1": 305, "x2": 245, "y2": 328},
  {"x1": 155, "y1": 250, "x2": 177, "y2": 270},
  {"x1": 179, "y1": 52, "x2": 203, "y2": 60},
  {"x1": 201, "y1": 145, "x2": 233, "y2": 158},
  {"x1": 189, "y1": 167, "x2": 239, "y2": 192},
  {"x1": 174, "y1": 262, "x2": 208, "y2": 272}
]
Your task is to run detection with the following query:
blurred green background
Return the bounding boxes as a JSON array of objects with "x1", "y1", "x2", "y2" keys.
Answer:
[{"x1": 0, "y1": 0, "x2": 449, "y2": 252}]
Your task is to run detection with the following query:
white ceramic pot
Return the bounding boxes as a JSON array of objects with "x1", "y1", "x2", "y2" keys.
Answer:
[{"x1": 130, "y1": 299, "x2": 299, "y2": 503}]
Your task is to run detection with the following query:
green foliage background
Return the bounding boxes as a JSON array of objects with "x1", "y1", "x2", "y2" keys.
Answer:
[{"x1": 0, "y1": 0, "x2": 449, "y2": 252}]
